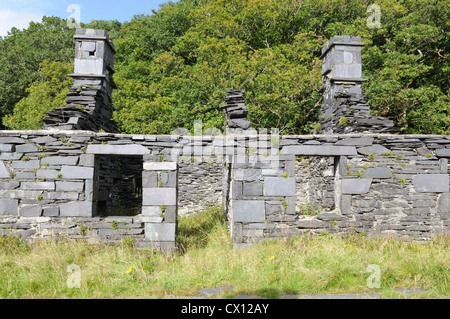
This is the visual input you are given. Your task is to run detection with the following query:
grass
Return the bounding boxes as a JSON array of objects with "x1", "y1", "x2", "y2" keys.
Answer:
[{"x1": 0, "y1": 206, "x2": 449, "y2": 299}]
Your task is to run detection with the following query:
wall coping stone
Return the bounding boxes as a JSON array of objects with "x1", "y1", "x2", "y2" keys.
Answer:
[
  {"x1": 281, "y1": 145, "x2": 358, "y2": 156},
  {"x1": 86, "y1": 144, "x2": 150, "y2": 155}
]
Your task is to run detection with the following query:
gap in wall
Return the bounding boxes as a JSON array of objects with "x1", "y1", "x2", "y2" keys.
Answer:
[
  {"x1": 95, "y1": 155, "x2": 143, "y2": 217},
  {"x1": 295, "y1": 156, "x2": 336, "y2": 215}
]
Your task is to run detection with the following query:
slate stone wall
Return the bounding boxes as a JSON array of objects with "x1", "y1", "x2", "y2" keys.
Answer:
[
  {"x1": 0, "y1": 215, "x2": 152, "y2": 249},
  {"x1": 228, "y1": 134, "x2": 450, "y2": 247},
  {"x1": 0, "y1": 130, "x2": 449, "y2": 250},
  {"x1": 295, "y1": 156, "x2": 336, "y2": 214},
  {"x1": 178, "y1": 159, "x2": 224, "y2": 215}
]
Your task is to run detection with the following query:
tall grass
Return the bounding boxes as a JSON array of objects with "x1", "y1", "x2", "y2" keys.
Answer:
[{"x1": 0, "y1": 206, "x2": 448, "y2": 299}]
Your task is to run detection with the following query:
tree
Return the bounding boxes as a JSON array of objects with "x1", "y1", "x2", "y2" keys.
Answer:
[
  {"x1": 2, "y1": 60, "x2": 73, "y2": 130},
  {"x1": 0, "y1": 17, "x2": 75, "y2": 119},
  {"x1": 0, "y1": 19, "x2": 123, "y2": 131},
  {"x1": 2, "y1": 0, "x2": 448, "y2": 135}
]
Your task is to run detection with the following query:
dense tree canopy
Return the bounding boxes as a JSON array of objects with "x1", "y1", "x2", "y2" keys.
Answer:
[
  {"x1": 2, "y1": 60, "x2": 73, "y2": 130},
  {"x1": 1, "y1": 0, "x2": 449, "y2": 134},
  {"x1": 0, "y1": 17, "x2": 75, "y2": 119}
]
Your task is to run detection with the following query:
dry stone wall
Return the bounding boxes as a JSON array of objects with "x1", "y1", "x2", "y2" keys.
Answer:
[
  {"x1": 0, "y1": 32, "x2": 449, "y2": 251},
  {"x1": 228, "y1": 133, "x2": 450, "y2": 247},
  {"x1": 0, "y1": 131, "x2": 449, "y2": 250},
  {"x1": 295, "y1": 156, "x2": 336, "y2": 214}
]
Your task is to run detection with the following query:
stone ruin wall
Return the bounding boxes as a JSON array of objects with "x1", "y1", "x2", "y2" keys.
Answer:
[
  {"x1": 227, "y1": 134, "x2": 450, "y2": 248},
  {"x1": 0, "y1": 32, "x2": 449, "y2": 251},
  {"x1": 0, "y1": 130, "x2": 449, "y2": 251}
]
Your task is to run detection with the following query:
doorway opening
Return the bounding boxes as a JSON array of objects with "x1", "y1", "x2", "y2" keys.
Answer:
[{"x1": 94, "y1": 155, "x2": 143, "y2": 217}]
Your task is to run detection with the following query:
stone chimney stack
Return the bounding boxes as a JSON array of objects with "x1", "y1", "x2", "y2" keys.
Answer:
[
  {"x1": 44, "y1": 28, "x2": 118, "y2": 132},
  {"x1": 320, "y1": 35, "x2": 398, "y2": 134},
  {"x1": 221, "y1": 89, "x2": 251, "y2": 134}
]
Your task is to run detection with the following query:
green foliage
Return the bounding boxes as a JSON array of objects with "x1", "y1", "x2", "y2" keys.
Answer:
[
  {"x1": 361, "y1": 0, "x2": 450, "y2": 134},
  {"x1": 0, "y1": 17, "x2": 75, "y2": 118},
  {"x1": 0, "y1": 0, "x2": 448, "y2": 135},
  {"x1": 177, "y1": 206, "x2": 227, "y2": 253},
  {"x1": 111, "y1": 0, "x2": 449, "y2": 135},
  {"x1": 3, "y1": 60, "x2": 73, "y2": 130},
  {"x1": 356, "y1": 170, "x2": 363, "y2": 178},
  {"x1": 339, "y1": 116, "x2": 348, "y2": 127},
  {"x1": 0, "y1": 214, "x2": 449, "y2": 298},
  {"x1": 111, "y1": 220, "x2": 120, "y2": 230},
  {"x1": 79, "y1": 225, "x2": 89, "y2": 236}
]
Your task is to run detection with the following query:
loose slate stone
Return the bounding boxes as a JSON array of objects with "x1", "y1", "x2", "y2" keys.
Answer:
[
  {"x1": 357, "y1": 144, "x2": 391, "y2": 155},
  {"x1": 15, "y1": 144, "x2": 39, "y2": 153},
  {"x1": 435, "y1": 149, "x2": 450, "y2": 157},
  {"x1": 142, "y1": 171, "x2": 158, "y2": 188},
  {"x1": 233, "y1": 169, "x2": 262, "y2": 181},
  {"x1": 232, "y1": 200, "x2": 265, "y2": 222},
  {"x1": 0, "y1": 153, "x2": 22, "y2": 160},
  {"x1": 61, "y1": 166, "x2": 94, "y2": 179},
  {"x1": 0, "y1": 161, "x2": 11, "y2": 178},
  {"x1": 0, "y1": 199, "x2": 19, "y2": 216},
  {"x1": 45, "y1": 192, "x2": 79, "y2": 201},
  {"x1": 231, "y1": 181, "x2": 243, "y2": 200},
  {"x1": 21, "y1": 182, "x2": 55, "y2": 191},
  {"x1": 42, "y1": 156, "x2": 79, "y2": 166},
  {"x1": 413, "y1": 174, "x2": 449, "y2": 193},
  {"x1": 0, "y1": 181, "x2": 20, "y2": 190},
  {"x1": 36, "y1": 170, "x2": 59, "y2": 180},
  {"x1": 143, "y1": 162, "x2": 177, "y2": 171},
  {"x1": 59, "y1": 202, "x2": 93, "y2": 217},
  {"x1": 142, "y1": 206, "x2": 163, "y2": 217},
  {"x1": 0, "y1": 144, "x2": 15, "y2": 152},
  {"x1": 263, "y1": 177, "x2": 296, "y2": 196},
  {"x1": 362, "y1": 167, "x2": 392, "y2": 179},
  {"x1": 281, "y1": 145, "x2": 357, "y2": 156},
  {"x1": 227, "y1": 119, "x2": 251, "y2": 130},
  {"x1": 438, "y1": 193, "x2": 450, "y2": 214},
  {"x1": 316, "y1": 212, "x2": 348, "y2": 221},
  {"x1": 79, "y1": 154, "x2": 95, "y2": 167},
  {"x1": 43, "y1": 206, "x2": 60, "y2": 217},
  {"x1": 86, "y1": 144, "x2": 150, "y2": 155},
  {"x1": 84, "y1": 180, "x2": 94, "y2": 201},
  {"x1": 31, "y1": 136, "x2": 57, "y2": 144},
  {"x1": 296, "y1": 219, "x2": 329, "y2": 229},
  {"x1": 243, "y1": 182, "x2": 263, "y2": 196},
  {"x1": 341, "y1": 178, "x2": 372, "y2": 194},
  {"x1": 69, "y1": 136, "x2": 92, "y2": 143},
  {"x1": 105, "y1": 216, "x2": 134, "y2": 223},
  {"x1": 143, "y1": 188, "x2": 177, "y2": 206},
  {"x1": 0, "y1": 137, "x2": 26, "y2": 144},
  {"x1": 12, "y1": 160, "x2": 40, "y2": 169},
  {"x1": 137, "y1": 216, "x2": 164, "y2": 223},
  {"x1": 145, "y1": 223, "x2": 176, "y2": 241},
  {"x1": 335, "y1": 137, "x2": 374, "y2": 146},
  {"x1": 19, "y1": 205, "x2": 42, "y2": 217}
]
